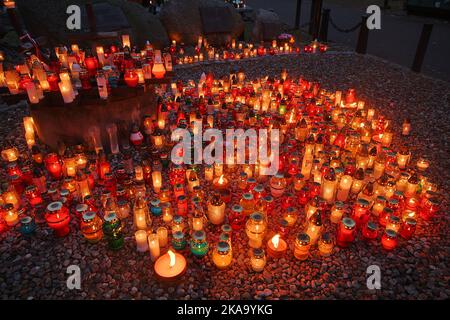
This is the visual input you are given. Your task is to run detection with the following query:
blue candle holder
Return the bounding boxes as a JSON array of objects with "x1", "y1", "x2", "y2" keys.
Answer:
[
  {"x1": 150, "y1": 199, "x2": 162, "y2": 216},
  {"x1": 19, "y1": 216, "x2": 36, "y2": 236},
  {"x1": 172, "y1": 231, "x2": 186, "y2": 250}
]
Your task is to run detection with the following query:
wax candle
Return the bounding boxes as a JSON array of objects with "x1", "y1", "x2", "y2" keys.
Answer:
[
  {"x1": 305, "y1": 211, "x2": 323, "y2": 245},
  {"x1": 381, "y1": 229, "x2": 398, "y2": 251},
  {"x1": 267, "y1": 234, "x2": 287, "y2": 258},
  {"x1": 45, "y1": 202, "x2": 70, "y2": 237},
  {"x1": 336, "y1": 175, "x2": 352, "y2": 201},
  {"x1": 294, "y1": 233, "x2": 311, "y2": 261},
  {"x1": 245, "y1": 212, "x2": 267, "y2": 248},
  {"x1": 207, "y1": 194, "x2": 225, "y2": 225},
  {"x1": 148, "y1": 233, "x2": 160, "y2": 260},
  {"x1": 399, "y1": 218, "x2": 416, "y2": 240},
  {"x1": 157, "y1": 226, "x2": 168, "y2": 248},
  {"x1": 122, "y1": 34, "x2": 130, "y2": 48},
  {"x1": 59, "y1": 81, "x2": 74, "y2": 103},
  {"x1": 152, "y1": 171, "x2": 162, "y2": 193},
  {"x1": 190, "y1": 230, "x2": 209, "y2": 258},
  {"x1": 212, "y1": 241, "x2": 232, "y2": 269},
  {"x1": 269, "y1": 173, "x2": 286, "y2": 197},
  {"x1": 162, "y1": 202, "x2": 173, "y2": 223},
  {"x1": 3, "y1": 203, "x2": 19, "y2": 226},
  {"x1": 402, "y1": 119, "x2": 411, "y2": 136},
  {"x1": 152, "y1": 50, "x2": 166, "y2": 79},
  {"x1": 321, "y1": 169, "x2": 337, "y2": 204},
  {"x1": 154, "y1": 250, "x2": 187, "y2": 282},
  {"x1": 318, "y1": 232, "x2": 334, "y2": 256},
  {"x1": 80, "y1": 211, "x2": 103, "y2": 243},
  {"x1": 134, "y1": 196, "x2": 150, "y2": 230},
  {"x1": 336, "y1": 217, "x2": 356, "y2": 248}
]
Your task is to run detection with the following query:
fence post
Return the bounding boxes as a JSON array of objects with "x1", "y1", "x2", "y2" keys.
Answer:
[
  {"x1": 318, "y1": 9, "x2": 330, "y2": 42},
  {"x1": 86, "y1": 1, "x2": 97, "y2": 33},
  {"x1": 411, "y1": 24, "x2": 433, "y2": 73},
  {"x1": 355, "y1": 15, "x2": 369, "y2": 54},
  {"x1": 309, "y1": 0, "x2": 323, "y2": 38},
  {"x1": 294, "y1": 0, "x2": 302, "y2": 30}
]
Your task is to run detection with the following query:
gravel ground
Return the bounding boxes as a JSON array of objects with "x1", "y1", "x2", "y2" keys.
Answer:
[{"x1": 0, "y1": 50, "x2": 449, "y2": 300}]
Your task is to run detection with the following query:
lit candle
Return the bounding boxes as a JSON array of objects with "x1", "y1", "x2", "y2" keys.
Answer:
[
  {"x1": 318, "y1": 232, "x2": 334, "y2": 256},
  {"x1": 207, "y1": 194, "x2": 225, "y2": 225},
  {"x1": 135, "y1": 230, "x2": 149, "y2": 252},
  {"x1": 267, "y1": 234, "x2": 287, "y2": 258},
  {"x1": 122, "y1": 34, "x2": 131, "y2": 48},
  {"x1": 294, "y1": 233, "x2": 311, "y2": 261},
  {"x1": 212, "y1": 174, "x2": 229, "y2": 191},
  {"x1": 154, "y1": 250, "x2": 187, "y2": 282},
  {"x1": 212, "y1": 241, "x2": 232, "y2": 269},
  {"x1": 3, "y1": 204, "x2": 19, "y2": 226},
  {"x1": 148, "y1": 233, "x2": 160, "y2": 261},
  {"x1": 157, "y1": 226, "x2": 168, "y2": 248},
  {"x1": 381, "y1": 229, "x2": 398, "y2": 251},
  {"x1": 402, "y1": 119, "x2": 411, "y2": 136},
  {"x1": 152, "y1": 171, "x2": 162, "y2": 193},
  {"x1": 336, "y1": 175, "x2": 352, "y2": 201},
  {"x1": 58, "y1": 81, "x2": 74, "y2": 103}
]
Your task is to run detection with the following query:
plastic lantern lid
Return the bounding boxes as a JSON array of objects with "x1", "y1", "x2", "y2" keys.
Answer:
[
  {"x1": 150, "y1": 198, "x2": 160, "y2": 206},
  {"x1": 173, "y1": 215, "x2": 183, "y2": 224},
  {"x1": 376, "y1": 195, "x2": 387, "y2": 202},
  {"x1": 286, "y1": 207, "x2": 297, "y2": 213},
  {"x1": 264, "y1": 195, "x2": 273, "y2": 202},
  {"x1": 295, "y1": 173, "x2": 304, "y2": 179},
  {"x1": 253, "y1": 248, "x2": 264, "y2": 257},
  {"x1": 385, "y1": 229, "x2": 397, "y2": 238},
  {"x1": 221, "y1": 224, "x2": 232, "y2": 233},
  {"x1": 104, "y1": 212, "x2": 117, "y2": 222},
  {"x1": 342, "y1": 217, "x2": 356, "y2": 229},
  {"x1": 297, "y1": 233, "x2": 310, "y2": 244},
  {"x1": 82, "y1": 211, "x2": 96, "y2": 221},
  {"x1": 117, "y1": 199, "x2": 128, "y2": 207},
  {"x1": 390, "y1": 215, "x2": 400, "y2": 223},
  {"x1": 254, "y1": 185, "x2": 264, "y2": 192},
  {"x1": 193, "y1": 230, "x2": 205, "y2": 241},
  {"x1": 76, "y1": 203, "x2": 88, "y2": 213},
  {"x1": 405, "y1": 218, "x2": 417, "y2": 226},
  {"x1": 367, "y1": 221, "x2": 378, "y2": 231},
  {"x1": 334, "y1": 201, "x2": 344, "y2": 208},
  {"x1": 250, "y1": 212, "x2": 263, "y2": 222},
  {"x1": 232, "y1": 205, "x2": 243, "y2": 212},
  {"x1": 239, "y1": 171, "x2": 247, "y2": 177},
  {"x1": 178, "y1": 195, "x2": 186, "y2": 201},
  {"x1": 20, "y1": 216, "x2": 33, "y2": 224},
  {"x1": 321, "y1": 232, "x2": 333, "y2": 244},
  {"x1": 357, "y1": 198, "x2": 369, "y2": 207},
  {"x1": 47, "y1": 201, "x2": 63, "y2": 212},
  {"x1": 173, "y1": 230, "x2": 184, "y2": 239},
  {"x1": 247, "y1": 177, "x2": 256, "y2": 183},
  {"x1": 275, "y1": 173, "x2": 284, "y2": 179},
  {"x1": 243, "y1": 193, "x2": 253, "y2": 200},
  {"x1": 279, "y1": 218, "x2": 289, "y2": 227},
  {"x1": 217, "y1": 241, "x2": 230, "y2": 252},
  {"x1": 388, "y1": 198, "x2": 399, "y2": 205}
]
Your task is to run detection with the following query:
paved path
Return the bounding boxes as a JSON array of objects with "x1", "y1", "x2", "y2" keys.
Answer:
[{"x1": 246, "y1": 0, "x2": 450, "y2": 82}]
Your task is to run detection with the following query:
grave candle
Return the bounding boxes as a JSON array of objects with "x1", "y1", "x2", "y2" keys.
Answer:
[
  {"x1": 148, "y1": 233, "x2": 160, "y2": 260},
  {"x1": 336, "y1": 175, "x2": 352, "y2": 201},
  {"x1": 294, "y1": 233, "x2": 311, "y2": 261},
  {"x1": 122, "y1": 34, "x2": 130, "y2": 48},
  {"x1": 3, "y1": 204, "x2": 19, "y2": 226},
  {"x1": 267, "y1": 234, "x2": 287, "y2": 258},
  {"x1": 152, "y1": 171, "x2": 162, "y2": 193},
  {"x1": 207, "y1": 194, "x2": 225, "y2": 225},
  {"x1": 58, "y1": 81, "x2": 74, "y2": 103},
  {"x1": 154, "y1": 250, "x2": 187, "y2": 282},
  {"x1": 157, "y1": 226, "x2": 168, "y2": 248},
  {"x1": 45, "y1": 202, "x2": 70, "y2": 237},
  {"x1": 381, "y1": 229, "x2": 398, "y2": 251},
  {"x1": 250, "y1": 248, "x2": 266, "y2": 272}
]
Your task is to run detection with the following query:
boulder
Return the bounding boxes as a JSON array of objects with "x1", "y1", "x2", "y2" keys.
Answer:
[
  {"x1": 15, "y1": 0, "x2": 169, "y2": 48},
  {"x1": 252, "y1": 8, "x2": 284, "y2": 42},
  {"x1": 160, "y1": 0, "x2": 244, "y2": 46}
]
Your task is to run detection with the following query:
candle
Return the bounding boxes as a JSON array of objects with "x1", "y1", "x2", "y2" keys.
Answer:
[
  {"x1": 336, "y1": 175, "x2": 352, "y2": 201},
  {"x1": 122, "y1": 34, "x2": 131, "y2": 48},
  {"x1": 207, "y1": 194, "x2": 225, "y2": 225},
  {"x1": 59, "y1": 81, "x2": 74, "y2": 103},
  {"x1": 162, "y1": 202, "x2": 173, "y2": 223},
  {"x1": 416, "y1": 158, "x2": 430, "y2": 172},
  {"x1": 267, "y1": 234, "x2": 287, "y2": 258},
  {"x1": 305, "y1": 212, "x2": 323, "y2": 245},
  {"x1": 399, "y1": 218, "x2": 416, "y2": 240},
  {"x1": 148, "y1": 233, "x2": 160, "y2": 260},
  {"x1": 172, "y1": 230, "x2": 186, "y2": 250},
  {"x1": 318, "y1": 232, "x2": 334, "y2": 256},
  {"x1": 134, "y1": 196, "x2": 150, "y2": 230},
  {"x1": 45, "y1": 202, "x2": 71, "y2": 237},
  {"x1": 190, "y1": 230, "x2": 209, "y2": 258},
  {"x1": 3, "y1": 203, "x2": 19, "y2": 226},
  {"x1": 212, "y1": 174, "x2": 229, "y2": 191},
  {"x1": 19, "y1": 216, "x2": 36, "y2": 236},
  {"x1": 24, "y1": 82, "x2": 39, "y2": 104},
  {"x1": 157, "y1": 226, "x2": 168, "y2": 248},
  {"x1": 336, "y1": 217, "x2": 356, "y2": 248},
  {"x1": 204, "y1": 164, "x2": 214, "y2": 181},
  {"x1": 124, "y1": 69, "x2": 139, "y2": 87},
  {"x1": 1, "y1": 146, "x2": 19, "y2": 162},
  {"x1": 246, "y1": 212, "x2": 267, "y2": 248},
  {"x1": 321, "y1": 169, "x2": 337, "y2": 204},
  {"x1": 102, "y1": 212, "x2": 124, "y2": 250},
  {"x1": 270, "y1": 173, "x2": 286, "y2": 197},
  {"x1": 396, "y1": 148, "x2": 410, "y2": 169},
  {"x1": 294, "y1": 233, "x2": 311, "y2": 261},
  {"x1": 152, "y1": 50, "x2": 166, "y2": 79},
  {"x1": 154, "y1": 250, "x2": 187, "y2": 282},
  {"x1": 212, "y1": 241, "x2": 232, "y2": 269},
  {"x1": 152, "y1": 171, "x2": 162, "y2": 193},
  {"x1": 96, "y1": 46, "x2": 105, "y2": 66},
  {"x1": 80, "y1": 211, "x2": 103, "y2": 243},
  {"x1": 381, "y1": 229, "x2": 398, "y2": 251},
  {"x1": 133, "y1": 230, "x2": 148, "y2": 252},
  {"x1": 250, "y1": 248, "x2": 266, "y2": 272},
  {"x1": 402, "y1": 119, "x2": 411, "y2": 136}
]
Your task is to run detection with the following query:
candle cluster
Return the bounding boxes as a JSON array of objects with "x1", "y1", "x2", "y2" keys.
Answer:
[
  {"x1": 0, "y1": 36, "x2": 171, "y2": 105},
  {"x1": 0, "y1": 68, "x2": 441, "y2": 280},
  {"x1": 171, "y1": 36, "x2": 327, "y2": 66}
]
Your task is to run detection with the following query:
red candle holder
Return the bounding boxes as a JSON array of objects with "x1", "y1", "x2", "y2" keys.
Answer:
[
  {"x1": 381, "y1": 229, "x2": 398, "y2": 251},
  {"x1": 419, "y1": 197, "x2": 439, "y2": 221},
  {"x1": 124, "y1": 69, "x2": 139, "y2": 88},
  {"x1": 44, "y1": 153, "x2": 62, "y2": 180},
  {"x1": 336, "y1": 217, "x2": 356, "y2": 248},
  {"x1": 25, "y1": 185, "x2": 43, "y2": 207},
  {"x1": 362, "y1": 221, "x2": 378, "y2": 240},
  {"x1": 399, "y1": 218, "x2": 416, "y2": 240},
  {"x1": 45, "y1": 201, "x2": 71, "y2": 237}
]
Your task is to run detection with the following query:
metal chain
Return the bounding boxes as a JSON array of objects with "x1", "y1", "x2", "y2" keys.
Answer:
[{"x1": 329, "y1": 15, "x2": 362, "y2": 33}]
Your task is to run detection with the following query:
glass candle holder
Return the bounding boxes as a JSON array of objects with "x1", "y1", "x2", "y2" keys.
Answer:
[
  {"x1": 399, "y1": 218, "x2": 416, "y2": 240},
  {"x1": 103, "y1": 212, "x2": 124, "y2": 250},
  {"x1": 246, "y1": 212, "x2": 267, "y2": 248},
  {"x1": 172, "y1": 230, "x2": 186, "y2": 250},
  {"x1": 294, "y1": 233, "x2": 311, "y2": 261},
  {"x1": 362, "y1": 221, "x2": 379, "y2": 240},
  {"x1": 336, "y1": 217, "x2": 356, "y2": 248},
  {"x1": 305, "y1": 211, "x2": 323, "y2": 245},
  {"x1": 330, "y1": 201, "x2": 345, "y2": 224},
  {"x1": 419, "y1": 197, "x2": 439, "y2": 221},
  {"x1": 150, "y1": 198, "x2": 162, "y2": 216},
  {"x1": 381, "y1": 229, "x2": 398, "y2": 251},
  {"x1": 283, "y1": 207, "x2": 298, "y2": 227},
  {"x1": 162, "y1": 202, "x2": 173, "y2": 223},
  {"x1": 19, "y1": 216, "x2": 36, "y2": 236},
  {"x1": 190, "y1": 230, "x2": 209, "y2": 258},
  {"x1": 157, "y1": 226, "x2": 168, "y2": 248},
  {"x1": 172, "y1": 215, "x2": 185, "y2": 234},
  {"x1": 45, "y1": 201, "x2": 70, "y2": 237},
  {"x1": 250, "y1": 248, "x2": 266, "y2": 272},
  {"x1": 240, "y1": 193, "x2": 255, "y2": 216},
  {"x1": 270, "y1": 173, "x2": 286, "y2": 197},
  {"x1": 318, "y1": 232, "x2": 334, "y2": 256},
  {"x1": 379, "y1": 207, "x2": 394, "y2": 227},
  {"x1": 212, "y1": 241, "x2": 232, "y2": 269},
  {"x1": 148, "y1": 233, "x2": 160, "y2": 261},
  {"x1": 177, "y1": 195, "x2": 188, "y2": 216},
  {"x1": 80, "y1": 211, "x2": 103, "y2": 243},
  {"x1": 117, "y1": 199, "x2": 131, "y2": 219},
  {"x1": 207, "y1": 194, "x2": 225, "y2": 225},
  {"x1": 386, "y1": 215, "x2": 401, "y2": 233},
  {"x1": 229, "y1": 204, "x2": 245, "y2": 231},
  {"x1": 45, "y1": 153, "x2": 62, "y2": 180}
]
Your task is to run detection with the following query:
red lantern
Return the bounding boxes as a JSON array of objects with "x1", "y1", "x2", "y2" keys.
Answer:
[
  {"x1": 45, "y1": 153, "x2": 62, "y2": 180},
  {"x1": 47, "y1": 73, "x2": 60, "y2": 91},
  {"x1": 124, "y1": 69, "x2": 139, "y2": 87},
  {"x1": 85, "y1": 56, "x2": 99, "y2": 77},
  {"x1": 45, "y1": 201, "x2": 71, "y2": 237}
]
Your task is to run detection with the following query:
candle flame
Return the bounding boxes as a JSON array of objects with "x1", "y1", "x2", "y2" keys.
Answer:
[
  {"x1": 168, "y1": 250, "x2": 176, "y2": 267},
  {"x1": 218, "y1": 174, "x2": 225, "y2": 184},
  {"x1": 271, "y1": 234, "x2": 280, "y2": 249}
]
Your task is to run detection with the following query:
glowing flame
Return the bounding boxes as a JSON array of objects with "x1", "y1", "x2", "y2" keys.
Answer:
[
  {"x1": 168, "y1": 250, "x2": 176, "y2": 268},
  {"x1": 271, "y1": 234, "x2": 280, "y2": 249},
  {"x1": 218, "y1": 174, "x2": 225, "y2": 184}
]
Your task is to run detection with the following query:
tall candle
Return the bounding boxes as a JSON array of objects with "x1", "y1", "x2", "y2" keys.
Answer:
[
  {"x1": 157, "y1": 226, "x2": 168, "y2": 248},
  {"x1": 336, "y1": 175, "x2": 352, "y2": 201},
  {"x1": 135, "y1": 230, "x2": 149, "y2": 252},
  {"x1": 148, "y1": 233, "x2": 160, "y2": 261},
  {"x1": 152, "y1": 171, "x2": 162, "y2": 193},
  {"x1": 58, "y1": 81, "x2": 74, "y2": 103}
]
